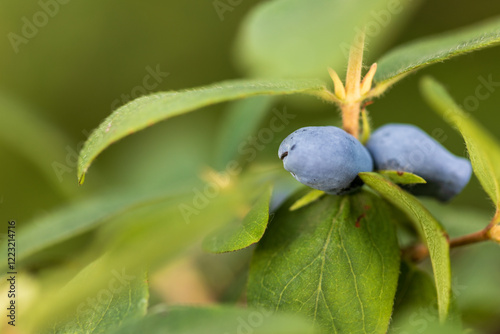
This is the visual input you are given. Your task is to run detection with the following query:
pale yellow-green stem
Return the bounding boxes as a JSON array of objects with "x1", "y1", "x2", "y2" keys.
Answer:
[
  {"x1": 342, "y1": 31, "x2": 365, "y2": 138},
  {"x1": 360, "y1": 108, "x2": 371, "y2": 144}
]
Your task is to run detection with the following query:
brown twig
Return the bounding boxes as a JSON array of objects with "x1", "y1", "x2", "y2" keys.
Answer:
[{"x1": 404, "y1": 221, "x2": 497, "y2": 262}]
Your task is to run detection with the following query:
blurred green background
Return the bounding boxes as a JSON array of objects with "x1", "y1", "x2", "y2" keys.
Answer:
[
  {"x1": 1, "y1": 0, "x2": 500, "y2": 332},
  {"x1": 2, "y1": 0, "x2": 500, "y2": 224}
]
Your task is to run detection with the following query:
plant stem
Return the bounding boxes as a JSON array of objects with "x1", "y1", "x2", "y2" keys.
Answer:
[
  {"x1": 342, "y1": 30, "x2": 365, "y2": 138},
  {"x1": 405, "y1": 222, "x2": 495, "y2": 262}
]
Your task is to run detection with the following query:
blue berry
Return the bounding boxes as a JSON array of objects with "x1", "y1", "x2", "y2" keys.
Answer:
[
  {"x1": 278, "y1": 126, "x2": 373, "y2": 195},
  {"x1": 366, "y1": 123, "x2": 472, "y2": 202}
]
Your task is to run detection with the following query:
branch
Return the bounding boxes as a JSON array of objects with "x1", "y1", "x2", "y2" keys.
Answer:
[{"x1": 404, "y1": 221, "x2": 497, "y2": 262}]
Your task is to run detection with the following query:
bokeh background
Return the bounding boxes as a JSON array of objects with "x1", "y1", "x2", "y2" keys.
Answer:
[{"x1": 1, "y1": 0, "x2": 500, "y2": 333}]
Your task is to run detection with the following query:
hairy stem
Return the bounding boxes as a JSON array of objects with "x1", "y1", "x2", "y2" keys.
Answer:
[
  {"x1": 342, "y1": 30, "x2": 365, "y2": 138},
  {"x1": 342, "y1": 102, "x2": 361, "y2": 137}
]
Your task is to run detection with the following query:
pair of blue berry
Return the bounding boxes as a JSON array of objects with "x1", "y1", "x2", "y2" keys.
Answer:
[{"x1": 278, "y1": 124, "x2": 472, "y2": 201}]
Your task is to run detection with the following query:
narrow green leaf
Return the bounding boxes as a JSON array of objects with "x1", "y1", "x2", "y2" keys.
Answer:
[
  {"x1": 359, "y1": 172, "x2": 451, "y2": 321},
  {"x1": 78, "y1": 79, "x2": 331, "y2": 183},
  {"x1": 110, "y1": 306, "x2": 316, "y2": 334},
  {"x1": 248, "y1": 190, "x2": 400, "y2": 333},
  {"x1": 377, "y1": 170, "x2": 427, "y2": 185},
  {"x1": 26, "y1": 174, "x2": 267, "y2": 331},
  {"x1": 213, "y1": 96, "x2": 274, "y2": 170},
  {"x1": 203, "y1": 186, "x2": 273, "y2": 253},
  {"x1": 289, "y1": 189, "x2": 325, "y2": 211},
  {"x1": 236, "y1": 0, "x2": 420, "y2": 79},
  {"x1": 420, "y1": 76, "x2": 500, "y2": 211},
  {"x1": 375, "y1": 16, "x2": 500, "y2": 87},
  {"x1": 47, "y1": 259, "x2": 148, "y2": 334},
  {"x1": 6, "y1": 190, "x2": 181, "y2": 266}
]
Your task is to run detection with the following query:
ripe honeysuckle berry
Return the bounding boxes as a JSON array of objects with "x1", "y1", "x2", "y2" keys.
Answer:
[
  {"x1": 278, "y1": 126, "x2": 373, "y2": 195},
  {"x1": 366, "y1": 123, "x2": 472, "y2": 202}
]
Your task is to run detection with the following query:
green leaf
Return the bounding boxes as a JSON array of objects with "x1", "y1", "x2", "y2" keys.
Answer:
[
  {"x1": 420, "y1": 76, "x2": 500, "y2": 213},
  {"x1": 359, "y1": 172, "x2": 451, "y2": 322},
  {"x1": 7, "y1": 190, "x2": 181, "y2": 266},
  {"x1": 110, "y1": 306, "x2": 316, "y2": 334},
  {"x1": 0, "y1": 94, "x2": 74, "y2": 196},
  {"x1": 236, "y1": 0, "x2": 420, "y2": 79},
  {"x1": 248, "y1": 189, "x2": 400, "y2": 333},
  {"x1": 389, "y1": 260, "x2": 463, "y2": 334},
  {"x1": 449, "y1": 234, "x2": 500, "y2": 324},
  {"x1": 26, "y1": 173, "x2": 269, "y2": 331},
  {"x1": 213, "y1": 96, "x2": 274, "y2": 170},
  {"x1": 390, "y1": 262, "x2": 463, "y2": 334},
  {"x1": 289, "y1": 189, "x2": 325, "y2": 211},
  {"x1": 78, "y1": 79, "x2": 332, "y2": 183},
  {"x1": 48, "y1": 259, "x2": 148, "y2": 334},
  {"x1": 203, "y1": 186, "x2": 273, "y2": 253},
  {"x1": 421, "y1": 201, "x2": 500, "y2": 323},
  {"x1": 375, "y1": 17, "x2": 500, "y2": 87},
  {"x1": 392, "y1": 261, "x2": 437, "y2": 318},
  {"x1": 377, "y1": 170, "x2": 426, "y2": 185}
]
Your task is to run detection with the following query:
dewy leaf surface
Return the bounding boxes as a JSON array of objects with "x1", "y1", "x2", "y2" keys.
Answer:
[
  {"x1": 421, "y1": 76, "x2": 500, "y2": 211},
  {"x1": 375, "y1": 16, "x2": 500, "y2": 85},
  {"x1": 248, "y1": 190, "x2": 400, "y2": 333},
  {"x1": 78, "y1": 79, "x2": 330, "y2": 183},
  {"x1": 203, "y1": 186, "x2": 273, "y2": 253},
  {"x1": 359, "y1": 172, "x2": 451, "y2": 322}
]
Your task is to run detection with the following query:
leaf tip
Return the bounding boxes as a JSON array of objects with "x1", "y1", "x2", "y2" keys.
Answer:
[
  {"x1": 289, "y1": 189, "x2": 325, "y2": 211},
  {"x1": 328, "y1": 67, "x2": 346, "y2": 100},
  {"x1": 78, "y1": 173, "x2": 86, "y2": 185},
  {"x1": 360, "y1": 63, "x2": 378, "y2": 95}
]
